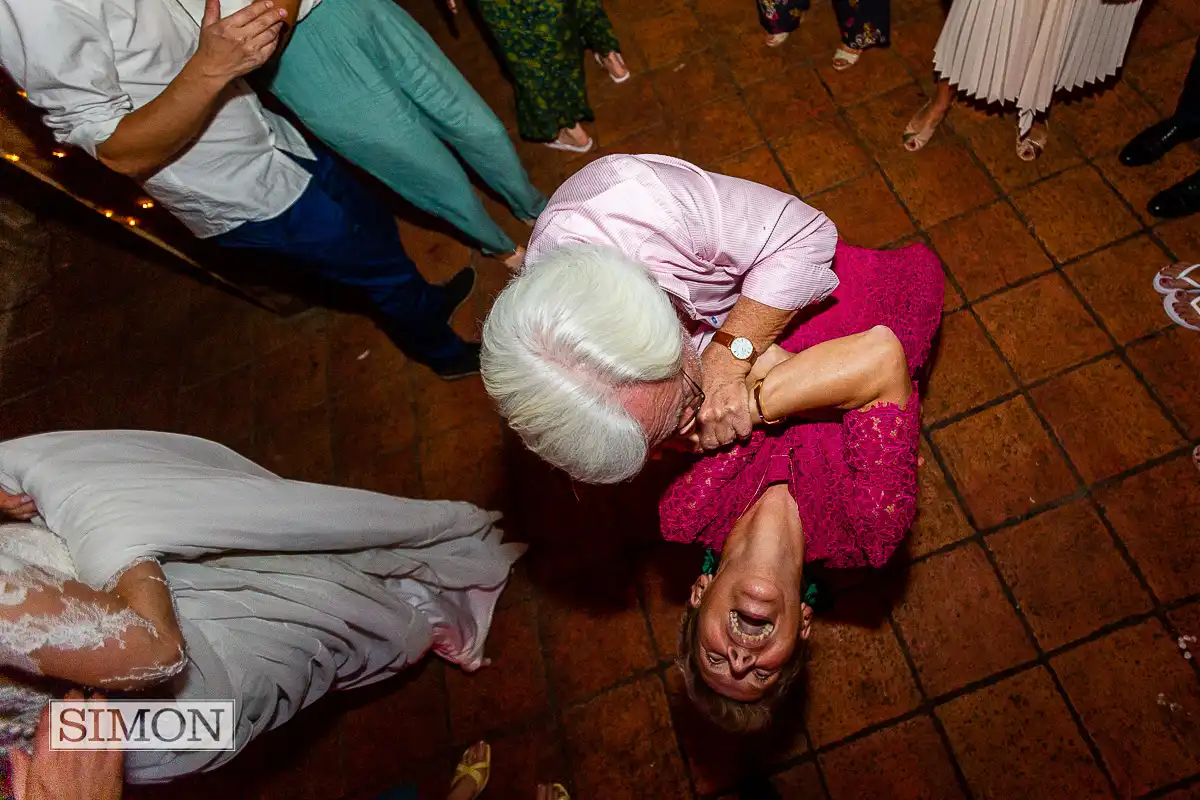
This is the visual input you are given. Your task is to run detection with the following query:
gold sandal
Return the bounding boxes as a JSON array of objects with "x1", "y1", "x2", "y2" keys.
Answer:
[
  {"x1": 903, "y1": 101, "x2": 949, "y2": 152},
  {"x1": 451, "y1": 742, "x2": 491, "y2": 800}
]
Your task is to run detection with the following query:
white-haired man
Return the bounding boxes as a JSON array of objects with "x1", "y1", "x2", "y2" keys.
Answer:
[{"x1": 481, "y1": 154, "x2": 839, "y2": 483}]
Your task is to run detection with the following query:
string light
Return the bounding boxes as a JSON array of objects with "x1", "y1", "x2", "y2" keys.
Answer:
[{"x1": 0, "y1": 143, "x2": 156, "y2": 232}]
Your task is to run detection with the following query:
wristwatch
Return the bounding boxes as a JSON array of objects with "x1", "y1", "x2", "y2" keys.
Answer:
[{"x1": 711, "y1": 331, "x2": 758, "y2": 366}]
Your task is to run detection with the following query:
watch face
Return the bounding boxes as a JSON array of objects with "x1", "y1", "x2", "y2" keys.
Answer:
[{"x1": 730, "y1": 337, "x2": 754, "y2": 360}]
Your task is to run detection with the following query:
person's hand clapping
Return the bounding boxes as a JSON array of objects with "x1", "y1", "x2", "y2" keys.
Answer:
[{"x1": 190, "y1": 0, "x2": 287, "y2": 83}]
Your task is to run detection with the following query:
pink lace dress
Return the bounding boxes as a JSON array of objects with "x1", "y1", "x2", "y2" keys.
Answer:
[{"x1": 659, "y1": 242, "x2": 944, "y2": 568}]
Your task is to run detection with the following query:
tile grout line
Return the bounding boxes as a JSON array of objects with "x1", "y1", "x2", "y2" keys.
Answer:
[
  {"x1": 629, "y1": 538, "x2": 703, "y2": 800},
  {"x1": 884, "y1": 613, "x2": 980, "y2": 800}
]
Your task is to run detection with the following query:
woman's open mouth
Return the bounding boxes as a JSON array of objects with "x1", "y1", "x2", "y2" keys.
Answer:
[{"x1": 729, "y1": 609, "x2": 775, "y2": 643}]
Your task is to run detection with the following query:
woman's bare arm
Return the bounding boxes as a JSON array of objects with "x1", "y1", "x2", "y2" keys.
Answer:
[
  {"x1": 753, "y1": 325, "x2": 912, "y2": 422},
  {"x1": 0, "y1": 561, "x2": 186, "y2": 691}
]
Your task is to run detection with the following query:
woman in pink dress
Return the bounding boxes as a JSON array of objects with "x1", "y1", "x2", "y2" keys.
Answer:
[{"x1": 659, "y1": 240, "x2": 943, "y2": 733}]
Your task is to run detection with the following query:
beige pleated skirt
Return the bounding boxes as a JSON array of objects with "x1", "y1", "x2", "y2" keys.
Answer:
[{"x1": 934, "y1": 0, "x2": 1143, "y2": 133}]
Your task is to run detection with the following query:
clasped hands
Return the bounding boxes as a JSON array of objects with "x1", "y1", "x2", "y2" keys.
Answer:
[{"x1": 676, "y1": 343, "x2": 792, "y2": 454}]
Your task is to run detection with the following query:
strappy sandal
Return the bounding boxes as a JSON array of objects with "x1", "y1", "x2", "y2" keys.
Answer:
[
  {"x1": 832, "y1": 45, "x2": 861, "y2": 71},
  {"x1": 765, "y1": 32, "x2": 790, "y2": 47},
  {"x1": 903, "y1": 101, "x2": 949, "y2": 152},
  {"x1": 536, "y1": 783, "x2": 570, "y2": 800},
  {"x1": 1153, "y1": 262, "x2": 1200, "y2": 294},
  {"x1": 451, "y1": 742, "x2": 491, "y2": 800},
  {"x1": 594, "y1": 51, "x2": 630, "y2": 83},
  {"x1": 1163, "y1": 289, "x2": 1200, "y2": 332},
  {"x1": 1016, "y1": 123, "x2": 1049, "y2": 162}
]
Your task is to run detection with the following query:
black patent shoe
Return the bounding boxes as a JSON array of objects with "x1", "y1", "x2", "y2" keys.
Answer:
[
  {"x1": 1148, "y1": 170, "x2": 1200, "y2": 219},
  {"x1": 1120, "y1": 118, "x2": 1200, "y2": 167}
]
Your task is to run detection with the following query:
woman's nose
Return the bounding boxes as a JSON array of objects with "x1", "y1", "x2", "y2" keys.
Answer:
[{"x1": 727, "y1": 646, "x2": 755, "y2": 673}]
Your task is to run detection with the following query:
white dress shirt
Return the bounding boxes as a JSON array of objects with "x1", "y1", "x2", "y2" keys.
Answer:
[
  {"x1": 0, "y1": 0, "x2": 315, "y2": 238},
  {"x1": 178, "y1": 0, "x2": 322, "y2": 22}
]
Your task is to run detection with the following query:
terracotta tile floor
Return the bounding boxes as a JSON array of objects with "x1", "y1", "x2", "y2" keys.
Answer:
[{"x1": 3, "y1": 0, "x2": 1200, "y2": 797}]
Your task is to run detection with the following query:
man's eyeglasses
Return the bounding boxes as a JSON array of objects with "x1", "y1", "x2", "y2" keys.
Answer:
[{"x1": 676, "y1": 370, "x2": 705, "y2": 434}]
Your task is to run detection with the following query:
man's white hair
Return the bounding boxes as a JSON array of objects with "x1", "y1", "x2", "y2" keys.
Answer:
[{"x1": 481, "y1": 244, "x2": 685, "y2": 484}]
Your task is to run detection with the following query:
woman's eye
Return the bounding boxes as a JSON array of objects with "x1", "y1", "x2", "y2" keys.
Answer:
[
  {"x1": 706, "y1": 653, "x2": 721, "y2": 666},
  {"x1": 755, "y1": 671, "x2": 771, "y2": 681}
]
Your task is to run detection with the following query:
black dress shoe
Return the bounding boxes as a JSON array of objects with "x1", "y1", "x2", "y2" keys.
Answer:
[
  {"x1": 1148, "y1": 170, "x2": 1200, "y2": 219},
  {"x1": 442, "y1": 266, "x2": 476, "y2": 318},
  {"x1": 430, "y1": 341, "x2": 482, "y2": 381},
  {"x1": 1120, "y1": 118, "x2": 1200, "y2": 167}
]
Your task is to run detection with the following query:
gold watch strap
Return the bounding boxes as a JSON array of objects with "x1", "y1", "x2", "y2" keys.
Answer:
[{"x1": 711, "y1": 330, "x2": 758, "y2": 365}]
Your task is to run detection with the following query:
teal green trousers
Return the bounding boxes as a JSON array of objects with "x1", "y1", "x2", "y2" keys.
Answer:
[{"x1": 265, "y1": 0, "x2": 547, "y2": 254}]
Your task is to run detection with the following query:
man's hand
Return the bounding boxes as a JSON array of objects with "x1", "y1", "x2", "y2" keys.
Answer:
[
  {"x1": 695, "y1": 345, "x2": 755, "y2": 451},
  {"x1": 190, "y1": 0, "x2": 287, "y2": 83},
  {"x1": 9, "y1": 692, "x2": 123, "y2": 800},
  {"x1": 0, "y1": 487, "x2": 37, "y2": 521}
]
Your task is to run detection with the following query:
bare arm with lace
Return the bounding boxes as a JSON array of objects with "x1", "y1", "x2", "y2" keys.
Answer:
[
  {"x1": 0, "y1": 560, "x2": 186, "y2": 691},
  {"x1": 755, "y1": 325, "x2": 919, "y2": 568}
]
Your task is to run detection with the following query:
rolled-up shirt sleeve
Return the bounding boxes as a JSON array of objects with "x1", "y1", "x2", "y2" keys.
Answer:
[
  {"x1": 706, "y1": 169, "x2": 840, "y2": 311},
  {"x1": 0, "y1": 0, "x2": 132, "y2": 157}
]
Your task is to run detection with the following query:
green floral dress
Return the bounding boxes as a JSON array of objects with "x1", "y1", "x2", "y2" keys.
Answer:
[{"x1": 477, "y1": 0, "x2": 623, "y2": 142}]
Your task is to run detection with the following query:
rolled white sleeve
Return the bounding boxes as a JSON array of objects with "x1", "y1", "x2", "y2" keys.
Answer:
[
  {"x1": 0, "y1": 0, "x2": 132, "y2": 157},
  {"x1": 706, "y1": 170, "x2": 840, "y2": 311}
]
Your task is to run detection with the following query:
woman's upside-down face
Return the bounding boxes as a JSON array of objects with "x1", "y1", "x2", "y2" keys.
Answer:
[{"x1": 689, "y1": 566, "x2": 810, "y2": 702}]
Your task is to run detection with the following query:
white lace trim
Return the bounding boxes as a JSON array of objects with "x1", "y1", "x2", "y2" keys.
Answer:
[{"x1": 0, "y1": 594, "x2": 159, "y2": 675}]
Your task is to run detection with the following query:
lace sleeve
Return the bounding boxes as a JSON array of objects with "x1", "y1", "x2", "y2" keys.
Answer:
[
  {"x1": 659, "y1": 433, "x2": 775, "y2": 551},
  {"x1": 0, "y1": 558, "x2": 185, "y2": 690},
  {"x1": 831, "y1": 386, "x2": 921, "y2": 568}
]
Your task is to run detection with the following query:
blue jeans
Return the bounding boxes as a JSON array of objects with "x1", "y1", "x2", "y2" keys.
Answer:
[{"x1": 214, "y1": 146, "x2": 468, "y2": 367}]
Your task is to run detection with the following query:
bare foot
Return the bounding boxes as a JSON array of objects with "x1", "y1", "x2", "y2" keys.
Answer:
[
  {"x1": 500, "y1": 244, "x2": 526, "y2": 271},
  {"x1": 598, "y1": 51, "x2": 629, "y2": 81},
  {"x1": 448, "y1": 742, "x2": 490, "y2": 800},
  {"x1": 557, "y1": 124, "x2": 590, "y2": 148},
  {"x1": 1165, "y1": 289, "x2": 1200, "y2": 330},
  {"x1": 1155, "y1": 262, "x2": 1200, "y2": 293},
  {"x1": 765, "y1": 32, "x2": 789, "y2": 47}
]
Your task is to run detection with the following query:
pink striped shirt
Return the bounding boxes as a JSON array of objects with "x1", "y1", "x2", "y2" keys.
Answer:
[{"x1": 526, "y1": 154, "x2": 840, "y2": 351}]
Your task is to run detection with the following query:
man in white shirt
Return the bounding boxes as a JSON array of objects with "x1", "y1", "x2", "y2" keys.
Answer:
[{"x1": 0, "y1": 0, "x2": 481, "y2": 379}]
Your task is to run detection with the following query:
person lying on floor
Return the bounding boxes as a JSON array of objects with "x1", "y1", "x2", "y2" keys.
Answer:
[
  {"x1": 659, "y1": 241, "x2": 943, "y2": 732},
  {"x1": 0, "y1": 431, "x2": 523, "y2": 783}
]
